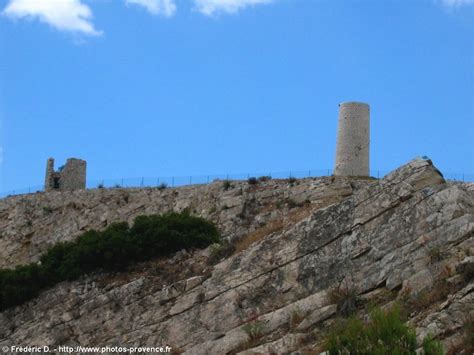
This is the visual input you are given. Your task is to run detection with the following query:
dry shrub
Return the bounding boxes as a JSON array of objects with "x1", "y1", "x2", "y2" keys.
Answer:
[
  {"x1": 328, "y1": 281, "x2": 361, "y2": 317},
  {"x1": 289, "y1": 309, "x2": 305, "y2": 330}
]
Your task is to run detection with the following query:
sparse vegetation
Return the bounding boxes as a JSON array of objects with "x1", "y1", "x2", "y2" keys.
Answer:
[
  {"x1": 42, "y1": 206, "x2": 54, "y2": 214},
  {"x1": 157, "y1": 183, "x2": 168, "y2": 190},
  {"x1": 328, "y1": 282, "x2": 361, "y2": 317},
  {"x1": 247, "y1": 177, "x2": 258, "y2": 185},
  {"x1": 222, "y1": 180, "x2": 233, "y2": 191},
  {"x1": 208, "y1": 240, "x2": 235, "y2": 265},
  {"x1": 286, "y1": 198, "x2": 303, "y2": 209},
  {"x1": 288, "y1": 177, "x2": 297, "y2": 184},
  {"x1": 325, "y1": 305, "x2": 444, "y2": 354},
  {"x1": 242, "y1": 319, "x2": 264, "y2": 340},
  {"x1": 423, "y1": 335, "x2": 445, "y2": 355},
  {"x1": 456, "y1": 258, "x2": 474, "y2": 283},
  {"x1": 428, "y1": 246, "x2": 444, "y2": 264},
  {"x1": 0, "y1": 212, "x2": 219, "y2": 311},
  {"x1": 447, "y1": 313, "x2": 474, "y2": 354},
  {"x1": 289, "y1": 309, "x2": 305, "y2": 330},
  {"x1": 403, "y1": 267, "x2": 457, "y2": 314},
  {"x1": 461, "y1": 314, "x2": 474, "y2": 353},
  {"x1": 97, "y1": 183, "x2": 104, "y2": 189},
  {"x1": 258, "y1": 176, "x2": 271, "y2": 182},
  {"x1": 234, "y1": 219, "x2": 284, "y2": 254},
  {"x1": 234, "y1": 314, "x2": 266, "y2": 353}
]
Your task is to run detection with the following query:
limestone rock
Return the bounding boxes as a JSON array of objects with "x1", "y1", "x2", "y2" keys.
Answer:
[{"x1": 0, "y1": 158, "x2": 472, "y2": 354}]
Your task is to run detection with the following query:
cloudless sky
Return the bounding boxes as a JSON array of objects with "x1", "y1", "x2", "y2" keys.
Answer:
[{"x1": 0, "y1": 0, "x2": 473, "y2": 192}]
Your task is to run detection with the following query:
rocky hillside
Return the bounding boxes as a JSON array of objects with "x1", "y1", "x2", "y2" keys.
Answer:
[{"x1": 0, "y1": 158, "x2": 472, "y2": 354}]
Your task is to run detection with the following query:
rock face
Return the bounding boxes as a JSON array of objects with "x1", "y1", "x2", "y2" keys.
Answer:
[
  {"x1": 0, "y1": 158, "x2": 473, "y2": 354},
  {"x1": 0, "y1": 175, "x2": 359, "y2": 269}
]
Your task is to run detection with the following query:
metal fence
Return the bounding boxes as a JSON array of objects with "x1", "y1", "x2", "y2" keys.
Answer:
[{"x1": 1, "y1": 169, "x2": 473, "y2": 199}]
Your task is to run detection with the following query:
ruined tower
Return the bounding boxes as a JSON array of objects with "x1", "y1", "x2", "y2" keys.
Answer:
[
  {"x1": 44, "y1": 158, "x2": 87, "y2": 191},
  {"x1": 334, "y1": 102, "x2": 370, "y2": 177}
]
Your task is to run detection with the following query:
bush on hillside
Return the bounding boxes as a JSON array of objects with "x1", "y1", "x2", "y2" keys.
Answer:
[
  {"x1": 0, "y1": 212, "x2": 219, "y2": 311},
  {"x1": 325, "y1": 305, "x2": 443, "y2": 355}
]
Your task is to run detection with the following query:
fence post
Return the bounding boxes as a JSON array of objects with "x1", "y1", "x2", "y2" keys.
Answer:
[
  {"x1": 207, "y1": 176, "x2": 210, "y2": 184},
  {"x1": 141, "y1": 177, "x2": 144, "y2": 186},
  {"x1": 172, "y1": 177, "x2": 174, "y2": 187},
  {"x1": 189, "y1": 176, "x2": 192, "y2": 185}
]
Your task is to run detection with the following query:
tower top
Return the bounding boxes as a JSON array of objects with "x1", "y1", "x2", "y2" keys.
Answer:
[{"x1": 339, "y1": 101, "x2": 369, "y2": 107}]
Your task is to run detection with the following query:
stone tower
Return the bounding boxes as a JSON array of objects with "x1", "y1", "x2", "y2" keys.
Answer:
[
  {"x1": 334, "y1": 102, "x2": 370, "y2": 177},
  {"x1": 44, "y1": 158, "x2": 87, "y2": 191}
]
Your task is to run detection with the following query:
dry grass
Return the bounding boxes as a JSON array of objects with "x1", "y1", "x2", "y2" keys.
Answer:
[
  {"x1": 234, "y1": 219, "x2": 285, "y2": 254},
  {"x1": 289, "y1": 309, "x2": 306, "y2": 330},
  {"x1": 403, "y1": 265, "x2": 458, "y2": 314},
  {"x1": 234, "y1": 205, "x2": 312, "y2": 255},
  {"x1": 447, "y1": 313, "x2": 474, "y2": 355}
]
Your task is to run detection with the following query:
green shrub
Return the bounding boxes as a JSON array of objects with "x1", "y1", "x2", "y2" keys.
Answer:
[
  {"x1": 0, "y1": 212, "x2": 219, "y2": 311},
  {"x1": 422, "y1": 335, "x2": 444, "y2": 355},
  {"x1": 157, "y1": 183, "x2": 168, "y2": 190},
  {"x1": 0, "y1": 264, "x2": 47, "y2": 310},
  {"x1": 325, "y1": 305, "x2": 444, "y2": 355},
  {"x1": 222, "y1": 180, "x2": 233, "y2": 191},
  {"x1": 247, "y1": 177, "x2": 258, "y2": 185},
  {"x1": 242, "y1": 320, "x2": 264, "y2": 340}
]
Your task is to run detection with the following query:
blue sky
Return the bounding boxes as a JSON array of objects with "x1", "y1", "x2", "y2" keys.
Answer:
[{"x1": 0, "y1": 0, "x2": 473, "y2": 192}]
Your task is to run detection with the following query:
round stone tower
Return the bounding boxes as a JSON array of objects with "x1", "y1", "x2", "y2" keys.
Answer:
[{"x1": 334, "y1": 102, "x2": 370, "y2": 177}]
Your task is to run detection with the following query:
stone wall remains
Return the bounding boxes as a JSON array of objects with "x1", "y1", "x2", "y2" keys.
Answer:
[{"x1": 44, "y1": 158, "x2": 86, "y2": 191}]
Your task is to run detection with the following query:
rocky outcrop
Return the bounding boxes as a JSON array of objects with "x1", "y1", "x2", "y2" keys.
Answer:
[
  {"x1": 0, "y1": 175, "x2": 359, "y2": 269},
  {"x1": 0, "y1": 158, "x2": 472, "y2": 354}
]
